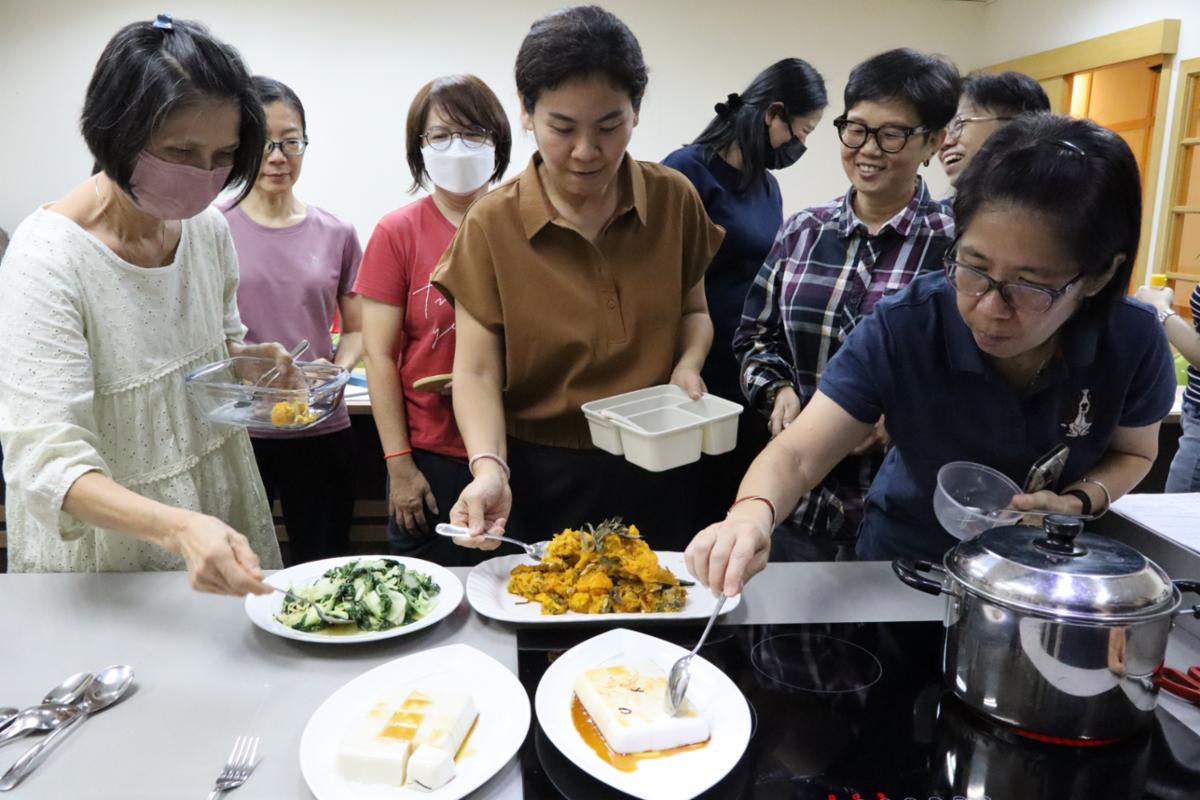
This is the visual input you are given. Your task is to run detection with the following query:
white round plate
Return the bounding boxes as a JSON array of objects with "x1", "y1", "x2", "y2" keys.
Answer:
[
  {"x1": 534, "y1": 627, "x2": 751, "y2": 800},
  {"x1": 466, "y1": 552, "x2": 740, "y2": 623},
  {"x1": 300, "y1": 643, "x2": 530, "y2": 800},
  {"x1": 245, "y1": 555, "x2": 463, "y2": 643}
]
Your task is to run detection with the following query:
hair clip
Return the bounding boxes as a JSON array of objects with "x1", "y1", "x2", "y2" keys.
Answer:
[
  {"x1": 152, "y1": 13, "x2": 174, "y2": 31},
  {"x1": 1054, "y1": 139, "x2": 1085, "y2": 157},
  {"x1": 714, "y1": 92, "x2": 744, "y2": 119}
]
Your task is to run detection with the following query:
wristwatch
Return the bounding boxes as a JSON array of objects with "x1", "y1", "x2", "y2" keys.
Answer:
[
  {"x1": 762, "y1": 380, "x2": 793, "y2": 411},
  {"x1": 1157, "y1": 306, "x2": 1178, "y2": 324}
]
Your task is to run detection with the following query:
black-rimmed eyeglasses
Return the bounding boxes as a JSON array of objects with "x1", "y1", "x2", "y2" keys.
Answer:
[
  {"x1": 264, "y1": 138, "x2": 308, "y2": 157},
  {"x1": 420, "y1": 126, "x2": 492, "y2": 151},
  {"x1": 944, "y1": 246, "x2": 1085, "y2": 314},
  {"x1": 946, "y1": 114, "x2": 1014, "y2": 142},
  {"x1": 833, "y1": 118, "x2": 930, "y2": 154}
]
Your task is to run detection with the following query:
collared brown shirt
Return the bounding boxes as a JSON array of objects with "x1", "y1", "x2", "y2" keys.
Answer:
[{"x1": 433, "y1": 153, "x2": 725, "y2": 448}]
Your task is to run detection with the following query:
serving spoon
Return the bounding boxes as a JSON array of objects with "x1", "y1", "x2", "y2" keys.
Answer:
[
  {"x1": 0, "y1": 665, "x2": 135, "y2": 791},
  {"x1": 665, "y1": 594, "x2": 727, "y2": 717},
  {"x1": 0, "y1": 672, "x2": 93, "y2": 747},
  {"x1": 435, "y1": 523, "x2": 550, "y2": 561}
]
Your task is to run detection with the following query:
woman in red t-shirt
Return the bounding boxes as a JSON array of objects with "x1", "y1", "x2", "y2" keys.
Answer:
[{"x1": 355, "y1": 75, "x2": 512, "y2": 564}]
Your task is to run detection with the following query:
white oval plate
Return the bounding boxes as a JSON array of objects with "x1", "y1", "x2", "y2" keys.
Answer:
[
  {"x1": 300, "y1": 643, "x2": 529, "y2": 800},
  {"x1": 466, "y1": 552, "x2": 740, "y2": 623},
  {"x1": 534, "y1": 628, "x2": 751, "y2": 800},
  {"x1": 245, "y1": 555, "x2": 463, "y2": 644}
]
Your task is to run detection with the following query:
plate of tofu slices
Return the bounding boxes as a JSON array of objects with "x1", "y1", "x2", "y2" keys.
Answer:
[
  {"x1": 535, "y1": 628, "x2": 752, "y2": 800},
  {"x1": 300, "y1": 643, "x2": 530, "y2": 799}
]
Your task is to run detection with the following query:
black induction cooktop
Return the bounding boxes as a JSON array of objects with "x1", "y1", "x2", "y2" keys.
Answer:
[{"x1": 515, "y1": 621, "x2": 1200, "y2": 800}]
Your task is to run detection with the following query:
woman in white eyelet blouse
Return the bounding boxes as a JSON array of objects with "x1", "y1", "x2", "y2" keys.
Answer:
[{"x1": 0, "y1": 208, "x2": 282, "y2": 577}]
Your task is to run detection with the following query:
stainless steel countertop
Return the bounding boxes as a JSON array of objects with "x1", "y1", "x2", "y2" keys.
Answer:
[{"x1": 2, "y1": 558, "x2": 1198, "y2": 799}]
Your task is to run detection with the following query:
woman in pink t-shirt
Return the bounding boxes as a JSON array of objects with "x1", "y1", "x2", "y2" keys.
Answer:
[
  {"x1": 222, "y1": 76, "x2": 364, "y2": 565},
  {"x1": 355, "y1": 75, "x2": 512, "y2": 565}
]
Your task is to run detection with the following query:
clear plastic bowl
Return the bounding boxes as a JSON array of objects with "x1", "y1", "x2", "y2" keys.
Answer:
[
  {"x1": 933, "y1": 461, "x2": 1024, "y2": 540},
  {"x1": 184, "y1": 356, "x2": 349, "y2": 432}
]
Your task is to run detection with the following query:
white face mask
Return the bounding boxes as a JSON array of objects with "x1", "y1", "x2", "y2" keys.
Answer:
[{"x1": 422, "y1": 140, "x2": 496, "y2": 194}]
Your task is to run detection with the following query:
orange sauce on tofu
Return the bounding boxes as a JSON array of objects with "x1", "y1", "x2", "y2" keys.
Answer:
[
  {"x1": 378, "y1": 724, "x2": 418, "y2": 741},
  {"x1": 454, "y1": 715, "x2": 480, "y2": 762},
  {"x1": 570, "y1": 696, "x2": 708, "y2": 772}
]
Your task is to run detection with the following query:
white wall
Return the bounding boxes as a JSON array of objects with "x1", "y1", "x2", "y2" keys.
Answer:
[
  {"x1": 977, "y1": 0, "x2": 1200, "y2": 277},
  {"x1": 0, "y1": 0, "x2": 986, "y2": 241}
]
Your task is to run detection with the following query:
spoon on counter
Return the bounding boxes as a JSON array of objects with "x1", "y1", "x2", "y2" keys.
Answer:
[
  {"x1": 0, "y1": 665, "x2": 135, "y2": 792},
  {"x1": 0, "y1": 672, "x2": 94, "y2": 747},
  {"x1": 435, "y1": 523, "x2": 550, "y2": 561}
]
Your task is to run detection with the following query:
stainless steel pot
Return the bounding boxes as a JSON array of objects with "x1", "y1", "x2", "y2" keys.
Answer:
[{"x1": 894, "y1": 514, "x2": 1200, "y2": 741}]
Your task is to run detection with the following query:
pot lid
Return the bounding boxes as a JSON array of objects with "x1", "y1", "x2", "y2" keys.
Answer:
[{"x1": 944, "y1": 515, "x2": 1176, "y2": 622}]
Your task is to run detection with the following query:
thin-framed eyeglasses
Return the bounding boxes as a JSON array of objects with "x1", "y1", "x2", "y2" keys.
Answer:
[
  {"x1": 946, "y1": 114, "x2": 1014, "y2": 142},
  {"x1": 833, "y1": 118, "x2": 930, "y2": 154},
  {"x1": 264, "y1": 138, "x2": 308, "y2": 157},
  {"x1": 421, "y1": 126, "x2": 492, "y2": 151},
  {"x1": 944, "y1": 245, "x2": 1085, "y2": 314}
]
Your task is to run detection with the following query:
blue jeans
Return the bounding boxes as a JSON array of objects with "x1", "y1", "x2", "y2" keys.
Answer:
[{"x1": 1166, "y1": 403, "x2": 1200, "y2": 493}]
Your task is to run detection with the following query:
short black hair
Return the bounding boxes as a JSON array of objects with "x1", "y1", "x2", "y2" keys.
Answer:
[
  {"x1": 693, "y1": 58, "x2": 828, "y2": 193},
  {"x1": 515, "y1": 5, "x2": 648, "y2": 112},
  {"x1": 842, "y1": 48, "x2": 960, "y2": 130},
  {"x1": 953, "y1": 114, "x2": 1140, "y2": 322},
  {"x1": 252, "y1": 75, "x2": 307, "y2": 135},
  {"x1": 961, "y1": 70, "x2": 1051, "y2": 116},
  {"x1": 81, "y1": 17, "x2": 265, "y2": 205},
  {"x1": 405, "y1": 74, "x2": 513, "y2": 192}
]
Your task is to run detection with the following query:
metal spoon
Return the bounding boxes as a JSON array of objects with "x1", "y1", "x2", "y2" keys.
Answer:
[
  {"x1": 0, "y1": 710, "x2": 17, "y2": 732},
  {"x1": 253, "y1": 339, "x2": 310, "y2": 388},
  {"x1": 665, "y1": 594, "x2": 727, "y2": 716},
  {"x1": 0, "y1": 672, "x2": 93, "y2": 747},
  {"x1": 0, "y1": 706, "x2": 78, "y2": 748},
  {"x1": 271, "y1": 587, "x2": 355, "y2": 626},
  {"x1": 0, "y1": 665, "x2": 135, "y2": 792},
  {"x1": 435, "y1": 523, "x2": 550, "y2": 561}
]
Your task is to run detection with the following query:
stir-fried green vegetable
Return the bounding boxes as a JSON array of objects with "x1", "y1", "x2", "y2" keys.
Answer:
[{"x1": 274, "y1": 558, "x2": 441, "y2": 633}]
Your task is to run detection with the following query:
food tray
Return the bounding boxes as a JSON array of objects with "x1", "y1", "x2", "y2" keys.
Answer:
[
  {"x1": 581, "y1": 385, "x2": 743, "y2": 472},
  {"x1": 184, "y1": 356, "x2": 349, "y2": 432}
]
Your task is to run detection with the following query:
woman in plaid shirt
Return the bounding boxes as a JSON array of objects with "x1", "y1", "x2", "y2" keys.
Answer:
[{"x1": 734, "y1": 48, "x2": 959, "y2": 560}]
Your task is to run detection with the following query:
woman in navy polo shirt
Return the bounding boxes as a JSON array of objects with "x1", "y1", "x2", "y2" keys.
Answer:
[
  {"x1": 686, "y1": 114, "x2": 1177, "y2": 595},
  {"x1": 662, "y1": 59, "x2": 828, "y2": 532}
]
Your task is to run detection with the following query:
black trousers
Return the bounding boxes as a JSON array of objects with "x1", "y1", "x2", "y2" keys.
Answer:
[
  {"x1": 691, "y1": 409, "x2": 771, "y2": 532},
  {"x1": 386, "y1": 448, "x2": 484, "y2": 567},
  {"x1": 251, "y1": 428, "x2": 355, "y2": 565},
  {"x1": 505, "y1": 437, "x2": 700, "y2": 552}
]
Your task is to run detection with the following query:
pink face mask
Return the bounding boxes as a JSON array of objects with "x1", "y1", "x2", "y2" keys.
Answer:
[{"x1": 129, "y1": 151, "x2": 233, "y2": 220}]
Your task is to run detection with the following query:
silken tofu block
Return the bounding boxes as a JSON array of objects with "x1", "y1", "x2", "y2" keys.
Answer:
[
  {"x1": 405, "y1": 744, "x2": 456, "y2": 791},
  {"x1": 405, "y1": 693, "x2": 477, "y2": 790},
  {"x1": 413, "y1": 692, "x2": 477, "y2": 754},
  {"x1": 574, "y1": 665, "x2": 710, "y2": 754},
  {"x1": 335, "y1": 714, "x2": 412, "y2": 785}
]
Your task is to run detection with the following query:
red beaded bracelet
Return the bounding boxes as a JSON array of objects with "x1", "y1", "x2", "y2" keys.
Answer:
[
  {"x1": 384, "y1": 449, "x2": 413, "y2": 460},
  {"x1": 728, "y1": 495, "x2": 777, "y2": 529}
]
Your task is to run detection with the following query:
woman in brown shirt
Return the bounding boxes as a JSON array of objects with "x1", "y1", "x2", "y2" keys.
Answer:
[{"x1": 433, "y1": 6, "x2": 724, "y2": 550}]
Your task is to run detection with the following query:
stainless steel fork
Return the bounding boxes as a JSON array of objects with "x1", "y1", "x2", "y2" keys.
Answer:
[{"x1": 206, "y1": 735, "x2": 259, "y2": 800}]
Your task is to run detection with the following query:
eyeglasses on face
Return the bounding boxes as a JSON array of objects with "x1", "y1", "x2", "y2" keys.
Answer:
[
  {"x1": 943, "y1": 247, "x2": 1085, "y2": 314},
  {"x1": 833, "y1": 118, "x2": 930, "y2": 154},
  {"x1": 264, "y1": 138, "x2": 308, "y2": 157},
  {"x1": 946, "y1": 114, "x2": 1014, "y2": 141},
  {"x1": 420, "y1": 126, "x2": 492, "y2": 151}
]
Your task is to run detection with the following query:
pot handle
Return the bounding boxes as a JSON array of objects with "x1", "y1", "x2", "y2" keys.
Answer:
[
  {"x1": 1175, "y1": 580, "x2": 1200, "y2": 618},
  {"x1": 892, "y1": 558, "x2": 948, "y2": 596}
]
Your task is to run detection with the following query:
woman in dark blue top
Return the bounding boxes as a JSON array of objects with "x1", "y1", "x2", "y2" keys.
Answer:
[
  {"x1": 663, "y1": 59, "x2": 827, "y2": 529},
  {"x1": 686, "y1": 114, "x2": 1177, "y2": 595}
]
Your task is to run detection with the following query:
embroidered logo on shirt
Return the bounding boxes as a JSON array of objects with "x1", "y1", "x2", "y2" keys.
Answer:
[{"x1": 1062, "y1": 389, "x2": 1093, "y2": 438}]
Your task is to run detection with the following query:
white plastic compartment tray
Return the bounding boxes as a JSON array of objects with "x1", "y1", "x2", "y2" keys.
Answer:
[{"x1": 581, "y1": 384, "x2": 743, "y2": 472}]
